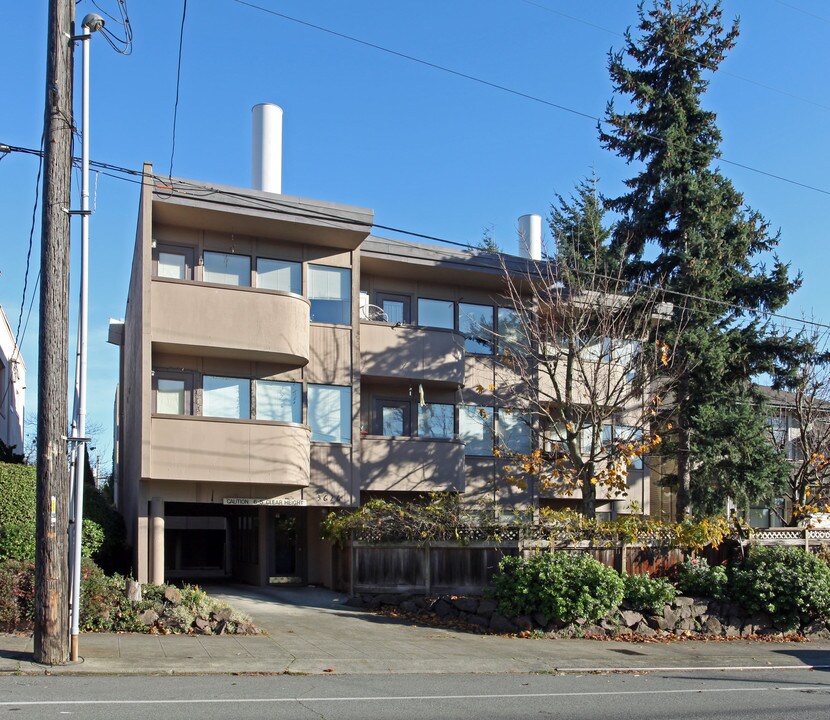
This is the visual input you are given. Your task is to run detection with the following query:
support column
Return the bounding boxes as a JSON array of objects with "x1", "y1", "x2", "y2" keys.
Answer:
[
  {"x1": 150, "y1": 496, "x2": 165, "y2": 585},
  {"x1": 136, "y1": 514, "x2": 149, "y2": 584}
]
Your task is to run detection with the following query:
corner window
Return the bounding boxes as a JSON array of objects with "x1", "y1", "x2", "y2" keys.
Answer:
[
  {"x1": 309, "y1": 265, "x2": 351, "y2": 325},
  {"x1": 153, "y1": 243, "x2": 194, "y2": 280},
  {"x1": 459, "y1": 405, "x2": 493, "y2": 456},
  {"x1": 417, "y1": 298, "x2": 454, "y2": 329},
  {"x1": 203, "y1": 251, "x2": 251, "y2": 287},
  {"x1": 308, "y1": 384, "x2": 351, "y2": 443},
  {"x1": 256, "y1": 380, "x2": 301, "y2": 423},
  {"x1": 418, "y1": 403, "x2": 454, "y2": 439},
  {"x1": 459, "y1": 303, "x2": 494, "y2": 354},
  {"x1": 152, "y1": 370, "x2": 193, "y2": 415},
  {"x1": 257, "y1": 258, "x2": 301, "y2": 294},
  {"x1": 203, "y1": 376, "x2": 251, "y2": 419}
]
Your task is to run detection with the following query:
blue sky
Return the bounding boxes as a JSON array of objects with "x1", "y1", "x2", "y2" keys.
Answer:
[{"x1": 1, "y1": 0, "x2": 828, "y2": 469}]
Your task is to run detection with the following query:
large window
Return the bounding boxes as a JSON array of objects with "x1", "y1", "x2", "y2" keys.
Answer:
[
  {"x1": 308, "y1": 384, "x2": 351, "y2": 443},
  {"x1": 458, "y1": 303, "x2": 494, "y2": 354},
  {"x1": 203, "y1": 376, "x2": 251, "y2": 419},
  {"x1": 256, "y1": 380, "x2": 301, "y2": 423},
  {"x1": 256, "y1": 258, "x2": 301, "y2": 294},
  {"x1": 309, "y1": 265, "x2": 351, "y2": 324},
  {"x1": 417, "y1": 298, "x2": 454, "y2": 330},
  {"x1": 203, "y1": 251, "x2": 251, "y2": 287},
  {"x1": 498, "y1": 409, "x2": 531, "y2": 454},
  {"x1": 459, "y1": 405, "x2": 493, "y2": 455},
  {"x1": 418, "y1": 403, "x2": 455, "y2": 439}
]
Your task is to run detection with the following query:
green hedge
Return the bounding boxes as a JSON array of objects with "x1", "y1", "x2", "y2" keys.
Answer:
[{"x1": 0, "y1": 462, "x2": 37, "y2": 562}]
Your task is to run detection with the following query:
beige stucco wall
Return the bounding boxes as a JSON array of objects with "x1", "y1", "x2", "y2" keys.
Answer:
[{"x1": 360, "y1": 436, "x2": 465, "y2": 492}]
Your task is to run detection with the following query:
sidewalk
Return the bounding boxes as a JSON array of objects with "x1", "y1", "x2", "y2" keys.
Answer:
[{"x1": 2, "y1": 584, "x2": 829, "y2": 676}]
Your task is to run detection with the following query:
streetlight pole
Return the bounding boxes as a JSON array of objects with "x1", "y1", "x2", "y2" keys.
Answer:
[{"x1": 69, "y1": 12, "x2": 104, "y2": 664}]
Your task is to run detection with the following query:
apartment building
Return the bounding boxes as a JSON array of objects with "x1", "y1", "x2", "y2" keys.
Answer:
[{"x1": 110, "y1": 108, "x2": 653, "y2": 586}]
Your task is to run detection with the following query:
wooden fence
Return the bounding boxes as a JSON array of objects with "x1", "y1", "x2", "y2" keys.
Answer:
[{"x1": 331, "y1": 526, "x2": 830, "y2": 596}]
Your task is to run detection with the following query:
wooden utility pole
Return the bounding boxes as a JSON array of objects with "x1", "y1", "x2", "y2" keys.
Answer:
[{"x1": 35, "y1": 0, "x2": 75, "y2": 665}]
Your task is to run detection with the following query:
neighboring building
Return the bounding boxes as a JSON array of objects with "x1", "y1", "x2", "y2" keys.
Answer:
[{"x1": 0, "y1": 305, "x2": 25, "y2": 455}]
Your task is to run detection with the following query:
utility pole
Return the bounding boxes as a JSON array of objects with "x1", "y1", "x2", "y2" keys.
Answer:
[{"x1": 35, "y1": 0, "x2": 75, "y2": 665}]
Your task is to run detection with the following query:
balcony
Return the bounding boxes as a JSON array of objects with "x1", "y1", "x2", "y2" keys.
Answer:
[
  {"x1": 360, "y1": 435, "x2": 465, "y2": 492},
  {"x1": 151, "y1": 279, "x2": 310, "y2": 366},
  {"x1": 149, "y1": 416, "x2": 310, "y2": 486},
  {"x1": 360, "y1": 323, "x2": 465, "y2": 386}
]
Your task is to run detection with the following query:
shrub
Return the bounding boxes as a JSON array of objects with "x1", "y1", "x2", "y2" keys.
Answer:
[
  {"x1": 0, "y1": 462, "x2": 36, "y2": 562},
  {"x1": 622, "y1": 573, "x2": 677, "y2": 613},
  {"x1": 731, "y1": 545, "x2": 830, "y2": 623},
  {"x1": 493, "y1": 551, "x2": 624, "y2": 623},
  {"x1": 675, "y1": 556, "x2": 729, "y2": 599},
  {"x1": 0, "y1": 559, "x2": 35, "y2": 631}
]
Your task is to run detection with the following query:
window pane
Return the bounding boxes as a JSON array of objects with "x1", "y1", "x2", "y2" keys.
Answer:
[
  {"x1": 309, "y1": 385, "x2": 351, "y2": 443},
  {"x1": 497, "y1": 307, "x2": 524, "y2": 354},
  {"x1": 309, "y1": 265, "x2": 351, "y2": 324},
  {"x1": 459, "y1": 405, "x2": 493, "y2": 455},
  {"x1": 158, "y1": 252, "x2": 186, "y2": 280},
  {"x1": 417, "y1": 298, "x2": 454, "y2": 329},
  {"x1": 418, "y1": 403, "x2": 454, "y2": 439},
  {"x1": 204, "y1": 252, "x2": 251, "y2": 287},
  {"x1": 382, "y1": 300, "x2": 405, "y2": 324},
  {"x1": 157, "y1": 379, "x2": 185, "y2": 414},
  {"x1": 256, "y1": 381, "x2": 301, "y2": 423},
  {"x1": 382, "y1": 405, "x2": 406, "y2": 436},
  {"x1": 498, "y1": 409, "x2": 531, "y2": 454},
  {"x1": 203, "y1": 376, "x2": 250, "y2": 419},
  {"x1": 459, "y1": 303, "x2": 494, "y2": 354},
  {"x1": 257, "y1": 258, "x2": 301, "y2": 294}
]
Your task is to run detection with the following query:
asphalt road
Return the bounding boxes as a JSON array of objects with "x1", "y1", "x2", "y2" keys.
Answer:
[{"x1": 1, "y1": 670, "x2": 829, "y2": 720}]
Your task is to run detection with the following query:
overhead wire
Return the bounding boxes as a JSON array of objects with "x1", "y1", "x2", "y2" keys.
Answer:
[
  {"x1": 516, "y1": 0, "x2": 830, "y2": 112},
  {"x1": 3, "y1": 145, "x2": 828, "y2": 333},
  {"x1": 169, "y1": 0, "x2": 188, "y2": 180},
  {"x1": 231, "y1": 1, "x2": 830, "y2": 198}
]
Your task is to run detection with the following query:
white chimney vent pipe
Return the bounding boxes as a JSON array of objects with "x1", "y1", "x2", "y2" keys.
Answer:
[
  {"x1": 518, "y1": 214, "x2": 542, "y2": 261},
  {"x1": 252, "y1": 103, "x2": 283, "y2": 194}
]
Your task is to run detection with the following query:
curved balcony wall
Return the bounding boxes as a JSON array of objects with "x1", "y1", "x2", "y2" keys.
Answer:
[
  {"x1": 151, "y1": 280, "x2": 309, "y2": 366},
  {"x1": 150, "y1": 416, "x2": 310, "y2": 486}
]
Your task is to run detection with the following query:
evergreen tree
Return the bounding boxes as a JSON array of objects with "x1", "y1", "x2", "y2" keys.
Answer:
[{"x1": 599, "y1": 0, "x2": 800, "y2": 517}]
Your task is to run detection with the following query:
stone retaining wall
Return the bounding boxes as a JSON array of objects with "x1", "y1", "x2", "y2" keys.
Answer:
[{"x1": 346, "y1": 592, "x2": 830, "y2": 640}]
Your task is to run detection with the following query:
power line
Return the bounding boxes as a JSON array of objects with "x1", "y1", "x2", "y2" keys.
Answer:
[
  {"x1": 3, "y1": 143, "x2": 828, "y2": 333},
  {"x1": 232, "y1": 0, "x2": 830, "y2": 198},
  {"x1": 169, "y1": 0, "x2": 187, "y2": 179},
  {"x1": 517, "y1": 0, "x2": 830, "y2": 112}
]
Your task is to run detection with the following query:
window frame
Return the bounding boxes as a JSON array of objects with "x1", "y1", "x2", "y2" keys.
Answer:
[
  {"x1": 152, "y1": 242, "x2": 195, "y2": 281},
  {"x1": 254, "y1": 379, "x2": 302, "y2": 424},
  {"x1": 308, "y1": 383, "x2": 352, "y2": 444},
  {"x1": 458, "y1": 302, "x2": 495, "y2": 355},
  {"x1": 308, "y1": 264, "x2": 352, "y2": 325},
  {"x1": 202, "y1": 250, "x2": 252, "y2": 287},
  {"x1": 373, "y1": 397, "x2": 413, "y2": 437},
  {"x1": 256, "y1": 257, "x2": 302, "y2": 295},
  {"x1": 417, "y1": 297, "x2": 455, "y2": 330},
  {"x1": 151, "y1": 369, "x2": 194, "y2": 415},
  {"x1": 417, "y1": 402, "x2": 456, "y2": 440},
  {"x1": 201, "y1": 375, "x2": 252, "y2": 420},
  {"x1": 459, "y1": 404, "x2": 494, "y2": 456},
  {"x1": 376, "y1": 292, "x2": 412, "y2": 324}
]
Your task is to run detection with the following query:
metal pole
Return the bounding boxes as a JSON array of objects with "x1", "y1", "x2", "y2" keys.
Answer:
[
  {"x1": 69, "y1": 23, "x2": 91, "y2": 663},
  {"x1": 35, "y1": 0, "x2": 74, "y2": 667}
]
